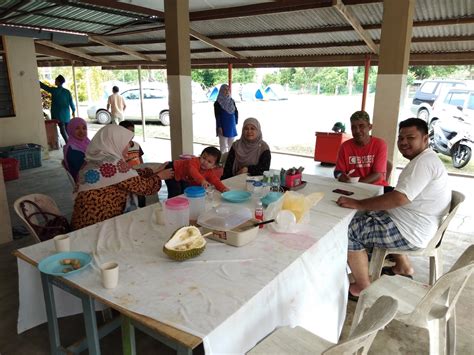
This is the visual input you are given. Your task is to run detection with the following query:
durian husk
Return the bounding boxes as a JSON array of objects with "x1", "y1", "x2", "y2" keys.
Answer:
[{"x1": 163, "y1": 225, "x2": 206, "y2": 261}]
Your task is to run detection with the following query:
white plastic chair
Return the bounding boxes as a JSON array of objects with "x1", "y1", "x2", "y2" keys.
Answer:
[
  {"x1": 353, "y1": 244, "x2": 474, "y2": 355},
  {"x1": 248, "y1": 295, "x2": 398, "y2": 355},
  {"x1": 369, "y1": 190, "x2": 465, "y2": 284},
  {"x1": 14, "y1": 193, "x2": 63, "y2": 243}
]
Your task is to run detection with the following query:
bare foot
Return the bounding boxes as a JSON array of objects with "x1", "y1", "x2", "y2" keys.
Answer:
[
  {"x1": 349, "y1": 282, "x2": 368, "y2": 297},
  {"x1": 392, "y1": 265, "x2": 414, "y2": 276}
]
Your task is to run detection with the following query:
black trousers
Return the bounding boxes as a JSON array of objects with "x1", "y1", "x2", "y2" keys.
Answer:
[
  {"x1": 164, "y1": 161, "x2": 189, "y2": 198},
  {"x1": 58, "y1": 122, "x2": 69, "y2": 143}
]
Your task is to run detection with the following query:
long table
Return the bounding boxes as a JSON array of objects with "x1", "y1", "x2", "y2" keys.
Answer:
[{"x1": 15, "y1": 174, "x2": 381, "y2": 354}]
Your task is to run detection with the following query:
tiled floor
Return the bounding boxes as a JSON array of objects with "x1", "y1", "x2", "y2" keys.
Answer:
[{"x1": 1, "y1": 142, "x2": 473, "y2": 354}]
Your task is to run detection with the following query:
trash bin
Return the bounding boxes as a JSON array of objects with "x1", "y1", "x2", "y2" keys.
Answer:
[
  {"x1": 314, "y1": 132, "x2": 351, "y2": 165},
  {"x1": 45, "y1": 120, "x2": 59, "y2": 150}
]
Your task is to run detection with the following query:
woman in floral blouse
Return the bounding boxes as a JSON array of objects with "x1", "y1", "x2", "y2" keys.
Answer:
[{"x1": 71, "y1": 125, "x2": 173, "y2": 230}]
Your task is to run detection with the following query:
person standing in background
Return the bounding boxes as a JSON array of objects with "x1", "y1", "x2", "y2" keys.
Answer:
[
  {"x1": 40, "y1": 75, "x2": 75, "y2": 143},
  {"x1": 107, "y1": 86, "x2": 126, "y2": 124},
  {"x1": 214, "y1": 84, "x2": 238, "y2": 153}
]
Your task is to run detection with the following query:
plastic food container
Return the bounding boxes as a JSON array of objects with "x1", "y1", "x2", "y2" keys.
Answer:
[
  {"x1": 202, "y1": 219, "x2": 260, "y2": 247},
  {"x1": 164, "y1": 197, "x2": 190, "y2": 232},
  {"x1": 184, "y1": 186, "x2": 206, "y2": 221},
  {"x1": 198, "y1": 205, "x2": 252, "y2": 231},
  {"x1": 198, "y1": 205, "x2": 257, "y2": 247}
]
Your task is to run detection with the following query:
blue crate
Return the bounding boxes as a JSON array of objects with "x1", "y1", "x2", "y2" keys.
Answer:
[{"x1": 0, "y1": 144, "x2": 42, "y2": 170}]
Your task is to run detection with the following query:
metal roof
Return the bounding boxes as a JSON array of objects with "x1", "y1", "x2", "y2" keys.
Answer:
[{"x1": 0, "y1": 0, "x2": 472, "y2": 68}]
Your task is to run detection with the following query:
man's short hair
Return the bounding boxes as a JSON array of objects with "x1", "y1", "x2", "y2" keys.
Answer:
[
  {"x1": 112, "y1": 86, "x2": 119, "y2": 93},
  {"x1": 202, "y1": 146, "x2": 221, "y2": 164},
  {"x1": 55, "y1": 75, "x2": 65, "y2": 85},
  {"x1": 350, "y1": 110, "x2": 370, "y2": 123},
  {"x1": 119, "y1": 120, "x2": 134, "y2": 129},
  {"x1": 399, "y1": 118, "x2": 428, "y2": 135}
]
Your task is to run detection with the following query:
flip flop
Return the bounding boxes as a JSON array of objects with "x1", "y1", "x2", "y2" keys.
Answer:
[{"x1": 381, "y1": 266, "x2": 413, "y2": 279}]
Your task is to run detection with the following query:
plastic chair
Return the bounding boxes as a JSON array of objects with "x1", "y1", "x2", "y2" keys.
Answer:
[
  {"x1": 369, "y1": 190, "x2": 465, "y2": 285},
  {"x1": 353, "y1": 244, "x2": 474, "y2": 355},
  {"x1": 14, "y1": 193, "x2": 63, "y2": 243},
  {"x1": 248, "y1": 296, "x2": 398, "y2": 355}
]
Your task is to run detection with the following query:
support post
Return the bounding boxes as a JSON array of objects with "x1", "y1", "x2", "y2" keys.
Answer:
[
  {"x1": 372, "y1": 0, "x2": 414, "y2": 166},
  {"x1": 138, "y1": 65, "x2": 145, "y2": 141},
  {"x1": 72, "y1": 61, "x2": 79, "y2": 117},
  {"x1": 228, "y1": 63, "x2": 233, "y2": 92},
  {"x1": 165, "y1": 0, "x2": 193, "y2": 159},
  {"x1": 361, "y1": 55, "x2": 371, "y2": 111}
]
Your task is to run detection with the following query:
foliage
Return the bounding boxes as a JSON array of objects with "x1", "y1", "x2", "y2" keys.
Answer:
[{"x1": 191, "y1": 68, "x2": 256, "y2": 88}]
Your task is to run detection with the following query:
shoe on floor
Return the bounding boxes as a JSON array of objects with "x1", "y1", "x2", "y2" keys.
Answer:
[{"x1": 381, "y1": 266, "x2": 413, "y2": 279}]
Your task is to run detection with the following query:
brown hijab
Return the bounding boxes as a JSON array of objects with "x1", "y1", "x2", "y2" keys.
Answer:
[{"x1": 232, "y1": 117, "x2": 269, "y2": 174}]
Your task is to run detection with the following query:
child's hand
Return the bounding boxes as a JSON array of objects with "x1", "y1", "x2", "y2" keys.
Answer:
[
  {"x1": 223, "y1": 187, "x2": 230, "y2": 192},
  {"x1": 158, "y1": 168, "x2": 174, "y2": 180},
  {"x1": 201, "y1": 180, "x2": 210, "y2": 189},
  {"x1": 237, "y1": 167, "x2": 248, "y2": 175}
]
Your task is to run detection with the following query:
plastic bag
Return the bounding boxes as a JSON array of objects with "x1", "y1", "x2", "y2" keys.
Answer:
[{"x1": 266, "y1": 191, "x2": 324, "y2": 223}]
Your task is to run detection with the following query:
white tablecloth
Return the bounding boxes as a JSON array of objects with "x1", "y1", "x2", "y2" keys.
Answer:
[{"x1": 17, "y1": 174, "x2": 381, "y2": 354}]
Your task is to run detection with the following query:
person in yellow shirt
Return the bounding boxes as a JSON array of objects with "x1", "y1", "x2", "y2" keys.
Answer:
[{"x1": 107, "y1": 86, "x2": 126, "y2": 124}]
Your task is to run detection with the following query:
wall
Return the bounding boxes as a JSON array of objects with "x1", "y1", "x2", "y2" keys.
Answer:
[{"x1": 0, "y1": 36, "x2": 46, "y2": 149}]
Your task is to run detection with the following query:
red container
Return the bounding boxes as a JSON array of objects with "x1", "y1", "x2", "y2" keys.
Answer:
[
  {"x1": 0, "y1": 157, "x2": 20, "y2": 181},
  {"x1": 285, "y1": 173, "x2": 302, "y2": 188},
  {"x1": 314, "y1": 132, "x2": 351, "y2": 164}
]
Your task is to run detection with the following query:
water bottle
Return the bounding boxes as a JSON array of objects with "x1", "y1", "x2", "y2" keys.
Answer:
[
  {"x1": 255, "y1": 201, "x2": 264, "y2": 229},
  {"x1": 271, "y1": 173, "x2": 280, "y2": 192}
]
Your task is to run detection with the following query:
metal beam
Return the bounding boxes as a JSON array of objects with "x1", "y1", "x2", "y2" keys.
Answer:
[
  {"x1": 36, "y1": 40, "x2": 108, "y2": 63},
  {"x1": 89, "y1": 36, "x2": 154, "y2": 61},
  {"x1": 189, "y1": 29, "x2": 245, "y2": 59},
  {"x1": 332, "y1": 0, "x2": 378, "y2": 54}
]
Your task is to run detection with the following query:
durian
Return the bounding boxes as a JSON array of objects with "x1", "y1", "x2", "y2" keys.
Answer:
[{"x1": 163, "y1": 226, "x2": 206, "y2": 261}]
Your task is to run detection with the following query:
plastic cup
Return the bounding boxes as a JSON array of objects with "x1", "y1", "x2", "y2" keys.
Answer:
[
  {"x1": 154, "y1": 203, "x2": 165, "y2": 225},
  {"x1": 101, "y1": 262, "x2": 119, "y2": 289},
  {"x1": 53, "y1": 234, "x2": 70, "y2": 252},
  {"x1": 348, "y1": 176, "x2": 360, "y2": 183}
]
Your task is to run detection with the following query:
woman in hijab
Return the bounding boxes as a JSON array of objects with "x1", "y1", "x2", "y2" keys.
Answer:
[
  {"x1": 214, "y1": 84, "x2": 238, "y2": 153},
  {"x1": 63, "y1": 117, "x2": 90, "y2": 181},
  {"x1": 71, "y1": 125, "x2": 173, "y2": 230},
  {"x1": 222, "y1": 117, "x2": 271, "y2": 179}
]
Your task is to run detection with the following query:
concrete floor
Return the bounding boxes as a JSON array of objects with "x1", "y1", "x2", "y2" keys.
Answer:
[{"x1": 1, "y1": 144, "x2": 473, "y2": 354}]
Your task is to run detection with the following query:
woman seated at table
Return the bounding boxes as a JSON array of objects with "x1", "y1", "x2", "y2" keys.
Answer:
[
  {"x1": 71, "y1": 125, "x2": 173, "y2": 230},
  {"x1": 62, "y1": 117, "x2": 90, "y2": 181},
  {"x1": 222, "y1": 117, "x2": 271, "y2": 179}
]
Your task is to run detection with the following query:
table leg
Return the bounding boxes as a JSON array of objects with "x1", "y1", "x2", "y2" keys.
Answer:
[
  {"x1": 40, "y1": 273, "x2": 62, "y2": 355},
  {"x1": 81, "y1": 295, "x2": 101, "y2": 355},
  {"x1": 177, "y1": 344, "x2": 193, "y2": 355},
  {"x1": 121, "y1": 315, "x2": 136, "y2": 355}
]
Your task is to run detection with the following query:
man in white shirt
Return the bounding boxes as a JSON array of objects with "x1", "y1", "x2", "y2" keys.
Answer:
[
  {"x1": 337, "y1": 118, "x2": 450, "y2": 298},
  {"x1": 107, "y1": 86, "x2": 126, "y2": 124}
]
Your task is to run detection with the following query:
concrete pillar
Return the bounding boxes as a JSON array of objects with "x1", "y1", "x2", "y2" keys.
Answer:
[
  {"x1": 165, "y1": 0, "x2": 193, "y2": 159},
  {"x1": 372, "y1": 0, "x2": 414, "y2": 172}
]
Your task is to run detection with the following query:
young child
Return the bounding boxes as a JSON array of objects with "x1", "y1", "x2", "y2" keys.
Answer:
[
  {"x1": 165, "y1": 146, "x2": 229, "y2": 198},
  {"x1": 119, "y1": 120, "x2": 144, "y2": 167},
  {"x1": 119, "y1": 120, "x2": 146, "y2": 207}
]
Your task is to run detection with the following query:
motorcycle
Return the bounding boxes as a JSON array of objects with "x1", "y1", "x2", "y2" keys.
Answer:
[{"x1": 429, "y1": 116, "x2": 473, "y2": 169}]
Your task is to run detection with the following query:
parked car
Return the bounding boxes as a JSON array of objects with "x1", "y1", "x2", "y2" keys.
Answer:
[
  {"x1": 429, "y1": 87, "x2": 474, "y2": 129},
  {"x1": 87, "y1": 87, "x2": 170, "y2": 125},
  {"x1": 410, "y1": 79, "x2": 467, "y2": 122}
]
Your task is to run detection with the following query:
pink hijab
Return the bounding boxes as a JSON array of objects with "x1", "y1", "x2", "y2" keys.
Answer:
[{"x1": 63, "y1": 117, "x2": 90, "y2": 160}]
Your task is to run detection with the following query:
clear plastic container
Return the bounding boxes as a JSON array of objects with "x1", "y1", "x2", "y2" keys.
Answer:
[
  {"x1": 164, "y1": 197, "x2": 190, "y2": 232},
  {"x1": 197, "y1": 205, "x2": 252, "y2": 231},
  {"x1": 184, "y1": 186, "x2": 206, "y2": 221}
]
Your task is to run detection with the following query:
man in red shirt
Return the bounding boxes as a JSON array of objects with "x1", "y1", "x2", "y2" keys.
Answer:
[{"x1": 334, "y1": 111, "x2": 389, "y2": 187}]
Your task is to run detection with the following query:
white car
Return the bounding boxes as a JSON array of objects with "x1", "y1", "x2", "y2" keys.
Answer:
[{"x1": 87, "y1": 87, "x2": 170, "y2": 125}]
